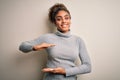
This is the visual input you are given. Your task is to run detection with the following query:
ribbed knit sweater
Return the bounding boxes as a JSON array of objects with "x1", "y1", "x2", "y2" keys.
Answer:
[{"x1": 19, "y1": 30, "x2": 91, "y2": 78}]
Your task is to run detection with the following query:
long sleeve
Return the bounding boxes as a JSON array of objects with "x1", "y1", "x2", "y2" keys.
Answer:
[
  {"x1": 65, "y1": 38, "x2": 91, "y2": 76},
  {"x1": 19, "y1": 35, "x2": 46, "y2": 53}
]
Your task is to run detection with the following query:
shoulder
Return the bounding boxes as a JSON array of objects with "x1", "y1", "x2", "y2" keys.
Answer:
[
  {"x1": 37, "y1": 33, "x2": 56, "y2": 42},
  {"x1": 72, "y1": 34, "x2": 82, "y2": 40},
  {"x1": 71, "y1": 34, "x2": 84, "y2": 43}
]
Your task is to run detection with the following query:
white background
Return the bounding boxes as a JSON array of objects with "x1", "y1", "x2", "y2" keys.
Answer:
[{"x1": 0, "y1": 0, "x2": 120, "y2": 80}]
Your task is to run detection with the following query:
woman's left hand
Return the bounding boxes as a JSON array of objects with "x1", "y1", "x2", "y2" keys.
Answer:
[{"x1": 42, "y1": 67, "x2": 66, "y2": 74}]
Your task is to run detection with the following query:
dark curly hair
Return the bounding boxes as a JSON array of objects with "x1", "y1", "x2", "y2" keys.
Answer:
[{"x1": 48, "y1": 3, "x2": 71, "y2": 23}]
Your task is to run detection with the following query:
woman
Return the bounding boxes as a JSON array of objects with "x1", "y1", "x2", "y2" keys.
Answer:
[{"x1": 19, "y1": 3, "x2": 91, "y2": 80}]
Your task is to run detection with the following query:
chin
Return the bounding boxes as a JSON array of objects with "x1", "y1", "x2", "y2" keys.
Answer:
[
  {"x1": 61, "y1": 29, "x2": 69, "y2": 33},
  {"x1": 58, "y1": 27, "x2": 70, "y2": 32}
]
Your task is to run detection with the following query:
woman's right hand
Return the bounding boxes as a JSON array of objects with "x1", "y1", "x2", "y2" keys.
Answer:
[{"x1": 33, "y1": 43, "x2": 55, "y2": 51}]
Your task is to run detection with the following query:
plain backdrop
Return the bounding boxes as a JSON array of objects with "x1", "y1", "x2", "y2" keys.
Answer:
[{"x1": 0, "y1": 0, "x2": 120, "y2": 80}]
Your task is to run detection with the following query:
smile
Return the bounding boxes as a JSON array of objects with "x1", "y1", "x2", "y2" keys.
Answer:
[{"x1": 61, "y1": 24, "x2": 68, "y2": 27}]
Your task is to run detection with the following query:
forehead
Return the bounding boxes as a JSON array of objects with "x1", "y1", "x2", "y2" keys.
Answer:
[{"x1": 56, "y1": 10, "x2": 70, "y2": 17}]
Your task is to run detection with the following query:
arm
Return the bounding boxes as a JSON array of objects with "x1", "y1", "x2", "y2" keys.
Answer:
[
  {"x1": 19, "y1": 36, "x2": 45, "y2": 53},
  {"x1": 19, "y1": 35, "x2": 55, "y2": 53},
  {"x1": 65, "y1": 38, "x2": 91, "y2": 76}
]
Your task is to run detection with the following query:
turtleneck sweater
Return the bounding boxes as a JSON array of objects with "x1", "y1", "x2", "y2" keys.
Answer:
[{"x1": 19, "y1": 31, "x2": 91, "y2": 79}]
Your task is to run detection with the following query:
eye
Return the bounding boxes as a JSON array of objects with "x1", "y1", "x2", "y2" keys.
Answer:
[
  {"x1": 65, "y1": 16, "x2": 70, "y2": 20},
  {"x1": 55, "y1": 17, "x2": 62, "y2": 21},
  {"x1": 56, "y1": 18, "x2": 61, "y2": 21},
  {"x1": 65, "y1": 17, "x2": 69, "y2": 20}
]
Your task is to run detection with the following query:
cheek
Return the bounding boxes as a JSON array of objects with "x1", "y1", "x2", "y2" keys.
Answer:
[
  {"x1": 55, "y1": 21, "x2": 61, "y2": 26},
  {"x1": 68, "y1": 20, "x2": 71, "y2": 24}
]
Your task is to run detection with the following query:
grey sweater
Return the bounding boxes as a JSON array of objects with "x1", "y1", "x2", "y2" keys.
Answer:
[{"x1": 19, "y1": 31, "x2": 91, "y2": 77}]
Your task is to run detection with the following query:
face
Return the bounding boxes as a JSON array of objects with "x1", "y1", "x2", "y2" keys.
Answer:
[{"x1": 55, "y1": 10, "x2": 71, "y2": 33}]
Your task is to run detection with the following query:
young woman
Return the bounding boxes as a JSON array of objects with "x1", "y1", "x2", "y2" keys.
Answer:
[{"x1": 19, "y1": 3, "x2": 91, "y2": 80}]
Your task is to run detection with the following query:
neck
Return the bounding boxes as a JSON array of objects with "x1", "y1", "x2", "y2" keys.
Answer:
[
  {"x1": 55, "y1": 29, "x2": 71, "y2": 38},
  {"x1": 57, "y1": 29, "x2": 70, "y2": 33}
]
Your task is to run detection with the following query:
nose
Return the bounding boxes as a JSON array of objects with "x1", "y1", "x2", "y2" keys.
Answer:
[{"x1": 62, "y1": 18, "x2": 66, "y2": 23}]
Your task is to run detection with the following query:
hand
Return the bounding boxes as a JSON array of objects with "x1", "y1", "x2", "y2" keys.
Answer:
[
  {"x1": 42, "y1": 67, "x2": 66, "y2": 74},
  {"x1": 33, "y1": 43, "x2": 55, "y2": 51}
]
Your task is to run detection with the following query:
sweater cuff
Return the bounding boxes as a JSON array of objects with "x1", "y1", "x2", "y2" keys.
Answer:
[{"x1": 19, "y1": 42, "x2": 33, "y2": 53}]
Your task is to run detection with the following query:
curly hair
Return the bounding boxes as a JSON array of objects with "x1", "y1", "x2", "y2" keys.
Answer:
[{"x1": 48, "y1": 3, "x2": 71, "y2": 23}]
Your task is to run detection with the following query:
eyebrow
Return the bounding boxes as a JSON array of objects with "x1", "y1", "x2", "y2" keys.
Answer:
[{"x1": 56, "y1": 14, "x2": 70, "y2": 18}]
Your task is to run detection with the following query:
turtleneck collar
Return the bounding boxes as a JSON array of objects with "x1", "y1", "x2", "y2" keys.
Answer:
[{"x1": 55, "y1": 30, "x2": 72, "y2": 38}]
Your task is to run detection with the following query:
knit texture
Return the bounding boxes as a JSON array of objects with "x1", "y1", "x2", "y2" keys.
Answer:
[{"x1": 19, "y1": 30, "x2": 91, "y2": 79}]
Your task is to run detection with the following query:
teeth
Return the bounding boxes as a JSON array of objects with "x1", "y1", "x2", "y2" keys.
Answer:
[{"x1": 62, "y1": 25, "x2": 67, "y2": 27}]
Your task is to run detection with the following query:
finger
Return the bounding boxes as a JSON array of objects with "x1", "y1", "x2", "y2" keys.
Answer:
[
  {"x1": 52, "y1": 69, "x2": 61, "y2": 74},
  {"x1": 50, "y1": 44, "x2": 56, "y2": 46},
  {"x1": 42, "y1": 68, "x2": 54, "y2": 72},
  {"x1": 52, "y1": 68, "x2": 58, "y2": 73},
  {"x1": 49, "y1": 44, "x2": 56, "y2": 47},
  {"x1": 52, "y1": 67, "x2": 65, "y2": 74}
]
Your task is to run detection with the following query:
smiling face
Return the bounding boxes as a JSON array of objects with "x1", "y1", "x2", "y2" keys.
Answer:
[{"x1": 55, "y1": 10, "x2": 71, "y2": 33}]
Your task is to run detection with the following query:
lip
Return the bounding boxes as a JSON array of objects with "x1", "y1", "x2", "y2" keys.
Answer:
[{"x1": 61, "y1": 24, "x2": 68, "y2": 27}]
